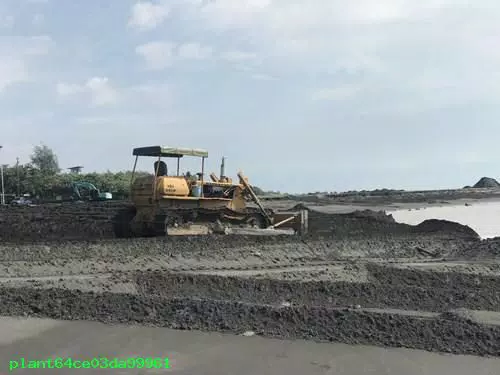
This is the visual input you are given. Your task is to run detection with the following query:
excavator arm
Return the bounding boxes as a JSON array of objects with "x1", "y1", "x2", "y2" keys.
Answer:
[{"x1": 71, "y1": 183, "x2": 82, "y2": 200}]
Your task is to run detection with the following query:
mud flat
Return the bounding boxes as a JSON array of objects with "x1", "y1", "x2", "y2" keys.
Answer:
[
  {"x1": 0, "y1": 236, "x2": 499, "y2": 356},
  {"x1": 1, "y1": 203, "x2": 500, "y2": 357},
  {"x1": 0, "y1": 285, "x2": 499, "y2": 357}
]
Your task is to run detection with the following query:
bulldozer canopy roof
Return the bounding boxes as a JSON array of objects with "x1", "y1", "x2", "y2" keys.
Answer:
[{"x1": 132, "y1": 146, "x2": 208, "y2": 158}]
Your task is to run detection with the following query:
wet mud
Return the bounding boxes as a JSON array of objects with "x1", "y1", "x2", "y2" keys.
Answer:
[
  {"x1": 0, "y1": 202, "x2": 499, "y2": 357},
  {"x1": 0, "y1": 286, "x2": 499, "y2": 357},
  {"x1": 0, "y1": 202, "x2": 482, "y2": 243},
  {"x1": 134, "y1": 270, "x2": 500, "y2": 312}
]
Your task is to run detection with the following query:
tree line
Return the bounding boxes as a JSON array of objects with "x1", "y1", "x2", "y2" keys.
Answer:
[
  {"x1": 1, "y1": 144, "x2": 266, "y2": 200},
  {"x1": 1, "y1": 144, "x2": 148, "y2": 200}
]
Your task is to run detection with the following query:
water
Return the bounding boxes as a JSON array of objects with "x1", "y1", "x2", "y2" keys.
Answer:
[{"x1": 390, "y1": 201, "x2": 500, "y2": 239}]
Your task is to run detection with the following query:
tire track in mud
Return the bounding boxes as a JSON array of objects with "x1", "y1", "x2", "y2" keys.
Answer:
[
  {"x1": 0, "y1": 234, "x2": 477, "y2": 263},
  {"x1": 0, "y1": 257, "x2": 451, "y2": 279},
  {"x1": 0, "y1": 286, "x2": 499, "y2": 357},
  {"x1": 367, "y1": 263, "x2": 500, "y2": 290}
]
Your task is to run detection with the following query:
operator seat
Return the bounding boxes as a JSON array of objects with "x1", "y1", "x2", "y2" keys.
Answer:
[{"x1": 154, "y1": 161, "x2": 168, "y2": 176}]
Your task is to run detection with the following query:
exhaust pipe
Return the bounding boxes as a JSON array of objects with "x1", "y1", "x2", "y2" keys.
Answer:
[{"x1": 220, "y1": 156, "x2": 225, "y2": 180}]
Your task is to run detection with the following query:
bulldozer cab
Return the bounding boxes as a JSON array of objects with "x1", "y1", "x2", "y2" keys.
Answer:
[
  {"x1": 130, "y1": 146, "x2": 243, "y2": 203},
  {"x1": 132, "y1": 146, "x2": 208, "y2": 174}
]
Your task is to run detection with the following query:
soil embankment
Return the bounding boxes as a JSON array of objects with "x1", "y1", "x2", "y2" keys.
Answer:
[
  {"x1": 0, "y1": 202, "x2": 481, "y2": 243},
  {"x1": 0, "y1": 286, "x2": 499, "y2": 357}
]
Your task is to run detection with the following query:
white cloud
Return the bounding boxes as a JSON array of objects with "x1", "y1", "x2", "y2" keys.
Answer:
[
  {"x1": 56, "y1": 77, "x2": 118, "y2": 106},
  {"x1": 176, "y1": 0, "x2": 500, "y2": 110},
  {"x1": 220, "y1": 51, "x2": 257, "y2": 62},
  {"x1": 126, "y1": 83, "x2": 173, "y2": 107},
  {"x1": 22, "y1": 35, "x2": 53, "y2": 55},
  {"x1": 0, "y1": 35, "x2": 53, "y2": 92},
  {"x1": 311, "y1": 85, "x2": 363, "y2": 101},
  {"x1": 128, "y1": 1, "x2": 170, "y2": 31},
  {"x1": 457, "y1": 151, "x2": 489, "y2": 164},
  {"x1": 32, "y1": 13, "x2": 45, "y2": 26},
  {"x1": 85, "y1": 77, "x2": 118, "y2": 106},
  {"x1": 177, "y1": 43, "x2": 213, "y2": 60},
  {"x1": 0, "y1": 14, "x2": 14, "y2": 28},
  {"x1": 135, "y1": 41, "x2": 175, "y2": 70},
  {"x1": 178, "y1": 1, "x2": 487, "y2": 66},
  {"x1": 251, "y1": 73, "x2": 276, "y2": 81},
  {"x1": 0, "y1": 59, "x2": 28, "y2": 92},
  {"x1": 192, "y1": 0, "x2": 271, "y2": 29},
  {"x1": 56, "y1": 82, "x2": 84, "y2": 96},
  {"x1": 135, "y1": 41, "x2": 214, "y2": 69}
]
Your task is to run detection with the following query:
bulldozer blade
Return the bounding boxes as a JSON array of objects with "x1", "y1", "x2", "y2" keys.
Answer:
[
  {"x1": 226, "y1": 227, "x2": 296, "y2": 236},
  {"x1": 167, "y1": 224, "x2": 211, "y2": 236}
]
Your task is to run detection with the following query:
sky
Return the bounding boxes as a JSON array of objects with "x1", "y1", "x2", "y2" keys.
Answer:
[{"x1": 1, "y1": 0, "x2": 500, "y2": 193}]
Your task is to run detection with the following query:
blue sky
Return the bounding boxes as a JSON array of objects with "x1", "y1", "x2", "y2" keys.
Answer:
[{"x1": 1, "y1": 0, "x2": 499, "y2": 193}]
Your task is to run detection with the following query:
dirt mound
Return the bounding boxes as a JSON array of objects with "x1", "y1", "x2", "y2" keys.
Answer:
[
  {"x1": 0, "y1": 286, "x2": 499, "y2": 356},
  {"x1": 288, "y1": 203, "x2": 310, "y2": 211},
  {"x1": 306, "y1": 210, "x2": 409, "y2": 239},
  {"x1": 0, "y1": 202, "x2": 483, "y2": 244},
  {"x1": 350, "y1": 209, "x2": 396, "y2": 223},
  {"x1": 412, "y1": 219, "x2": 479, "y2": 239},
  {"x1": 366, "y1": 264, "x2": 500, "y2": 291},
  {"x1": 135, "y1": 270, "x2": 500, "y2": 312},
  {"x1": 452, "y1": 237, "x2": 500, "y2": 259},
  {"x1": 473, "y1": 177, "x2": 500, "y2": 188},
  {"x1": 0, "y1": 202, "x2": 127, "y2": 242},
  {"x1": 307, "y1": 210, "x2": 477, "y2": 240}
]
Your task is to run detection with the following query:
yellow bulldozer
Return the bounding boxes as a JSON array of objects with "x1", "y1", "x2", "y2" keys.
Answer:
[{"x1": 113, "y1": 146, "x2": 308, "y2": 237}]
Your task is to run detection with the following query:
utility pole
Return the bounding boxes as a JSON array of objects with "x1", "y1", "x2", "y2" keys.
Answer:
[
  {"x1": 16, "y1": 157, "x2": 20, "y2": 197},
  {"x1": 0, "y1": 146, "x2": 4, "y2": 205}
]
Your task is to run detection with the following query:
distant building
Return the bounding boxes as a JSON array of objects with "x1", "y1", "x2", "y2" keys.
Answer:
[{"x1": 68, "y1": 166, "x2": 84, "y2": 174}]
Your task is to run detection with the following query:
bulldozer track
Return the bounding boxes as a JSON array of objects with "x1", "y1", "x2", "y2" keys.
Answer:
[
  {"x1": 0, "y1": 257, "x2": 451, "y2": 277},
  {"x1": 165, "y1": 257, "x2": 451, "y2": 273}
]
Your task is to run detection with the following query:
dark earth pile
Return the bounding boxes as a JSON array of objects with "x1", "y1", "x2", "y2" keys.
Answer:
[
  {"x1": 307, "y1": 209, "x2": 479, "y2": 240},
  {"x1": 366, "y1": 263, "x2": 500, "y2": 292},
  {"x1": 0, "y1": 234, "x2": 475, "y2": 264},
  {"x1": 453, "y1": 237, "x2": 500, "y2": 259},
  {"x1": 0, "y1": 202, "x2": 127, "y2": 242},
  {"x1": 134, "y1": 269, "x2": 500, "y2": 312},
  {"x1": 0, "y1": 202, "x2": 482, "y2": 243},
  {"x1": 412, "y1": 219, "x2": 479, "y2": 239},
  {"x1": 473, "y1": 177, "x2": 500, "y2": 188},
  {"x1": 0, "y1": 286, "x2": 499, "y2": 357}
]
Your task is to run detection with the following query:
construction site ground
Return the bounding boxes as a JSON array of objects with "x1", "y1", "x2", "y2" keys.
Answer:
[
  {"x1": 0, "y1": 198, "x2": 499, "y2": 373},
  {"x1": 2, "y1": 317, "x2": 499, "y2": 375}
]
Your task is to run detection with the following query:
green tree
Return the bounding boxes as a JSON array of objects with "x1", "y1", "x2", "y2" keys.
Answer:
[{"x1": 30, "y1": 144, "x2": 60, "y2": 176}]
